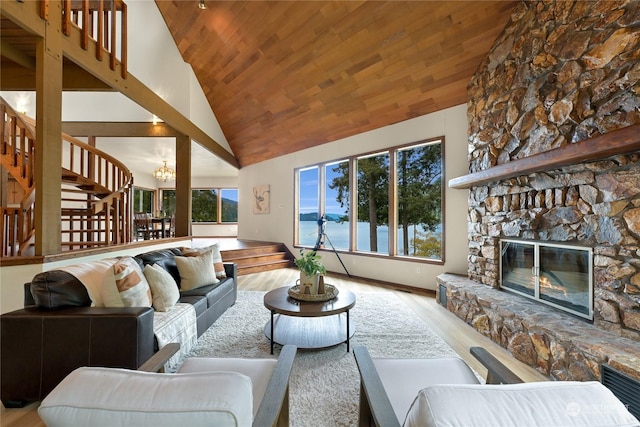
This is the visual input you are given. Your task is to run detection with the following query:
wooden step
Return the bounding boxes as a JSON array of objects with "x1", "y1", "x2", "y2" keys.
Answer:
[
  {"x1": 218, "y1": 240, "x2": 295, "y2": 276},
  {"x1": 239, "y1": 259, "x2": 294, "y2": 275}
]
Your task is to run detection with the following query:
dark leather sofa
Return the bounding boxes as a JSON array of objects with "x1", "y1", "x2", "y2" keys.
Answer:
[{"x1": 0, "y1": 247, "x2": 237, "y2": 408}]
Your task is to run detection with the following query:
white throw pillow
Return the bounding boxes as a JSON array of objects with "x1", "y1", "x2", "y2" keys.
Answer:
[
  {"x1": 404, "y1": 381, "x2": 640, "y2": 427},
  {"x1": 175, "y1": 250, "x2": 219, "y2": 291},
  {"x1": 143, "y1": 264, "x2": 180, "y2": 311},
  {"x1": 38, "y1": 367, "x2": 253, "y2": 427}
]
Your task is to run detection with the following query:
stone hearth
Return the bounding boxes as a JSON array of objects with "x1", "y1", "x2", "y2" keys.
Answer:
[{"x1": 437, "y1": 273, "x2": 640, "y2": 382}]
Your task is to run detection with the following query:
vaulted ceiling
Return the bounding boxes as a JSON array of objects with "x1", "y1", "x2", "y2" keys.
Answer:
[{"x1": 156, "y1": 0, "x2": 517, "y2": 168}]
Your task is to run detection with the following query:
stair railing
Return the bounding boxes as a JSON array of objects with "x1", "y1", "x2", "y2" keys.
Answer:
[
  {"x1": 1, "y1": 97, "x2": 133, "y2": 254},
  {"x1": 1, "y1": 99, "x2": 36, "y2": 257},
  {"x1": 56, "y1": 0, "x2": 128, "y2": 79},
  {"x1": 54, "y1": 118, "x2": 133, "y2": 249}
]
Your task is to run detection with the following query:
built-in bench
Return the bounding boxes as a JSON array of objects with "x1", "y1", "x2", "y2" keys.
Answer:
[{"x1": 437, "y1": 273, "x2": 640, "y2": 383}]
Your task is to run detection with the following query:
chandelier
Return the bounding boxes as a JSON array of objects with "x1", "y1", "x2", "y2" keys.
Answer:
[{"x1": 153, "y1": 161, "x2": 176, "y2": 182}]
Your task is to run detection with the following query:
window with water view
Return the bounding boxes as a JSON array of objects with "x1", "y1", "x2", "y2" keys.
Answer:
[{"x1": 295, "y1": 138, "x2": 443, "y2": 260}]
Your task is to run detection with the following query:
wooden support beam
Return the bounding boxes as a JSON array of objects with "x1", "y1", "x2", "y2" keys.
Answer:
[
  {"x1": 175, "y1": 135, "x2": 191, "y2": 238},
  {"x1": 0, "y1": 61, "x2": 112, "y2": 91},
  {"x1": 62, "y1": 121, "x2": 182, "y2": 137},
  {"x1": 449, "y1": 124, "x2": 640, "y2": 189},
  {"x1": 1, "y1": 39, "x2": 36, "y2": 70},
  {"x1": 34, "y1": 0, "x2": 63, "y2": 256}
]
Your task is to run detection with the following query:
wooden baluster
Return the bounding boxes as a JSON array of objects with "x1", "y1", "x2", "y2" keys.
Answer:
[
  {"x1": 1, "y1": 208, "x2": 6, "y2": 257},
  {"x1": 96, "y1": 0, "x2": 104, "y2": 61},
  {"x1": 110, "y1": 0, "x2": 116, "y2": 71},
  {"x1": 1, "y1": 104, "x2": 6, "y2": 155},
  {"x1": 10, "y1": 117, "x2": 17, "y2": 167},
  {"x1": 28, "y1": 137, "x2": 35, "y2": 188},
  {"x1": 19, "y1": 127, "x2": 26, "y2": 179},
  {"x1": 40, "y1": 0, "x2": 49, "y2": 20},
  {"x1": 81, "y1": 0, "x2": 89, "y2": 50},
  {"x1": 62, "y1": 0, "x2": 71, "y2": 36},
  {"x1": 120, "y1": 1, "x2": 127, "y2": 79}
]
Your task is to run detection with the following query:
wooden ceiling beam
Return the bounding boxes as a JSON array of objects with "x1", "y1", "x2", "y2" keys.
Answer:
[{"x1": 62, "y1": 121, "x2": 181, "y2": 137}]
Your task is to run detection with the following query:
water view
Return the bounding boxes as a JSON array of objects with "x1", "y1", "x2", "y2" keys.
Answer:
[{"x1": 299, "y1": 220, "x2": 441, "y2": 258}]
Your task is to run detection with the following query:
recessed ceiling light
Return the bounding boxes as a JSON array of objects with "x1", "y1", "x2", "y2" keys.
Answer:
[{"x1": 198, "y1": 0, "x2": 206, "y2": 10}]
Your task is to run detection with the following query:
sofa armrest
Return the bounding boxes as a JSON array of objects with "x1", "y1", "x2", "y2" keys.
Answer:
[
  {"x1": 253, "y1": 345, "x2": 297, "y2": 427},
  {"x1": 470, "y1": 347, "x2": 523, "y2": 384},
  {"x1": 353, "y1": 345, "x2": 401, "y2": 427},
  {"x1": 1, "y1": 306, "x2": 155, "y2": 406},
  {"x1": 224, "y1": 262, "x2": 237, "y2": 281}
]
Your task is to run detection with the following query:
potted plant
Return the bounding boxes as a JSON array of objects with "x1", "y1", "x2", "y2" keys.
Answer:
[{"x1": 294, "y1": 249, "x2": 326, "y2": 294}]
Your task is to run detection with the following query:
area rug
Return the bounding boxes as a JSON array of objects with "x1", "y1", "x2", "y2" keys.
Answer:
[{"x1": 177, "y1": 291, "x2": 460, "y2": 426}]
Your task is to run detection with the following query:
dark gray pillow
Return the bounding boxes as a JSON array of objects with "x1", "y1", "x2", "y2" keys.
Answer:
[{"x1": 30, "y1": 270, "x2": 91, "y2": 309}]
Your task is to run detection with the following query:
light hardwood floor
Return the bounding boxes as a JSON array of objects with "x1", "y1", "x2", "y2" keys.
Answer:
[{"x1": 1, "y1": 267, "x2": 546, "y2": 427}]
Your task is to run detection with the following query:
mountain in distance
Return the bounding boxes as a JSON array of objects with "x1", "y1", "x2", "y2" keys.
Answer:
[{"x1": 299, "y1": 212, "x2": 344, "y2": 222}]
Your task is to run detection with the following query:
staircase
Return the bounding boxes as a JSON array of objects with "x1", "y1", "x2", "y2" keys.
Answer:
[
  {"x1": 219, "y1": 241, "x2": 295, "y2": 275},
  {"x1": 1, "y1": 97, "x2": 133, "y2": 256}
]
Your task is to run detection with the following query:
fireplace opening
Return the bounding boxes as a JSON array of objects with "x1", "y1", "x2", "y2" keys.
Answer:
[{"x1": 500, "y1": 240, "x2": 593, "y2": 320}]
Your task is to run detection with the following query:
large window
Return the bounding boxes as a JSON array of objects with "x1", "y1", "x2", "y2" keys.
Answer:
[
  {"x1": 295, "y1": 138, "x2": 443, "y2": 261},
  {"x1": 160, "y1": 188, "x2": 238, "y2": 223},
  {"x1": 132, "y1": 187, "x2": 154, "y2": 214}
]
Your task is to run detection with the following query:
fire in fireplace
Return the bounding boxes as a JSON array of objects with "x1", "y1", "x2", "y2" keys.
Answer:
[{"x1": 500, "y1": 240, "x2": 593, "y2": 320}]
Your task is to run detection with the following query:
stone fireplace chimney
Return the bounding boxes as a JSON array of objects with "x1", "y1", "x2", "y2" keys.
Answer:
[{"x1": 438, "y1": 0, "x2": 640, "y2": 382}]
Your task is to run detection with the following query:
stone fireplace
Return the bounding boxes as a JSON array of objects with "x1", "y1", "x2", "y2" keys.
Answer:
[{"x1": 438, "y1": 0, "x2": 640, "y2": 382}]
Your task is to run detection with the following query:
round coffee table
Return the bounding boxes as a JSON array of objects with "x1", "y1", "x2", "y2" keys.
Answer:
[{"x1": 263, "y1": 286, "x2": 356, "y2": 354}]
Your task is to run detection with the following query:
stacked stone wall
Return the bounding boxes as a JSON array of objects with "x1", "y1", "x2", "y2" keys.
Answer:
[{"x1": 466, "y1": 0, "x2": 640, "y2": 339}]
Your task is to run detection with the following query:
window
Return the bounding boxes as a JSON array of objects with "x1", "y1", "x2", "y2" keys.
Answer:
[
  {"x1": 161, "y1": 190, "x2": 176, "y2": 217},
  {"x1": 297, "y1": 167, "x2": 319, "y2": 247},
  {"x1": 160, "y1": 188, "x2": 238, "y2": 223},
  {"x1": 396, "y1": 142, "x2": 442, "y2": 259},
  {"x1": 295, "y1": 138, "x2": 444, "y2": 261},
  {"x1": 355, "y1": 152, "x2": 389, "y2": 253},
  {"x1": 220, "y1": 189, "x2": 239, "y2": 222},
  {"x1": 325, "y1": 161, "x2": 349, "y2": 250},
  {"x1": 191, "y1": 189, "x2": 217, "y2": 222},
  {"x1": 132, "y1": 187, "x2": 154, "y2": 214}
]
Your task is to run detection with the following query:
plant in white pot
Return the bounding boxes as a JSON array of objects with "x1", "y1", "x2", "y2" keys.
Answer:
[{"x1": 294, "y1": 249, "x2": 327, "y2": 294}]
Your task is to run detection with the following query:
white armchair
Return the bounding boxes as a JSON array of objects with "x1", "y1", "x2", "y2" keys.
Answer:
[
  {"x1": 39, "y1": 344, "x2": 297, "y2": 427},
  {"x1": 354, "y1": 345, "x2": 639, "y2": 427}
]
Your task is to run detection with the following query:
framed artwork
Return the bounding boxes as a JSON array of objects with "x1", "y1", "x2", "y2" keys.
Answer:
[{"x1": 253, "y1": 184, "x2": 270, "y2": 214}]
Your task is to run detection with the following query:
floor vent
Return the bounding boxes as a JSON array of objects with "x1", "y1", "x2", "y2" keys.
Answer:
[
  {"x1": 438, "y1": 284, "x2": 447, "y2": 307},
  {"x1": 601, "y1": 364, "x2": 640, "y2": 421}
]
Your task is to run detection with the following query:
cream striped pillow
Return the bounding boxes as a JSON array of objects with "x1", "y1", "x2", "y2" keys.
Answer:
[
  {"x1": 180, "y1": 244, "x2": 227, "y2": 279},
  {"x1": 112, "y1": 257, "x2": 152, "y2": 307}
]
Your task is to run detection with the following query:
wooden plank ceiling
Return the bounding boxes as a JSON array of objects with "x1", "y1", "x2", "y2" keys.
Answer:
[{"x1": 156, "y1": 0, "x2": 516, "y2": 167}]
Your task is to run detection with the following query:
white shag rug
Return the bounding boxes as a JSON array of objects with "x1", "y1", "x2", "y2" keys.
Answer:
[{"x1": 177, "y1": 291, "x2": 460, "y2": 426}]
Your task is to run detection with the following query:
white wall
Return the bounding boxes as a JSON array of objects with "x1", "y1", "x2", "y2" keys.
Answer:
[{"x1": 238, "y1": 104, "x2": 469, "y2": 291}]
